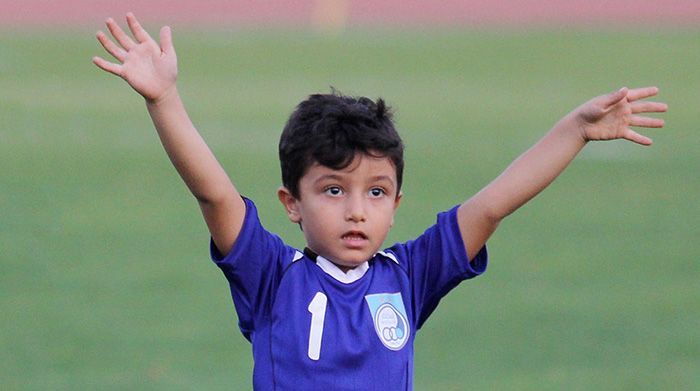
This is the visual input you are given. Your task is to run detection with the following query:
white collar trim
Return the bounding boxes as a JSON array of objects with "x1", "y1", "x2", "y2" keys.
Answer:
[
  {"x1": 292, "y1": 251, "x2": 304, "y2": 262},
  {"x1": 315, "y1": 255, "x2": 370, "y2": 284},
  {"x1": 377, "y1": 250, "x2": 399, "y2": 264}
]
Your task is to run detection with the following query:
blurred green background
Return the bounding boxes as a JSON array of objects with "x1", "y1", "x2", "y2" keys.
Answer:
[{"x1": 1, "y1": 26, "x2": 699, "y2": 389}]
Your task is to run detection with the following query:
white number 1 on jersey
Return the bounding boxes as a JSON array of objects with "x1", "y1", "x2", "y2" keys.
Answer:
[{"x1": 307, "y1": 292, "x2": 328, "y2": 361}]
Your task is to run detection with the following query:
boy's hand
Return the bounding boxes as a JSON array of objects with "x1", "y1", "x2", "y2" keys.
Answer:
[
  {"x1": 93, "y1": 13, "x2": 177, "y2": 103},
  {"x1": 575, "y1": 86, "x2": 667, "y2": 146}
]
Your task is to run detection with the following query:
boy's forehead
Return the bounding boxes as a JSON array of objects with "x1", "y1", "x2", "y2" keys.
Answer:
[{"x1": 304, "y1": 154, "x2": 398, "y2": 180}]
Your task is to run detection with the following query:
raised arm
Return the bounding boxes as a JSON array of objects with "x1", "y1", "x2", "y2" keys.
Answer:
[
  {"x1": 93, "y1": 13, "x2": 245, "y2": 256},
  {"x1": 458, "y1": 87, "x2": 667, "y2": 261}
]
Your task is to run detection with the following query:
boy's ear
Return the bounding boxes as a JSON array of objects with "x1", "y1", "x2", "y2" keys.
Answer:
[
  {"x1": 391, "y1": 191, "x2": 403, "y2": 227},
  {"x1": 277, "y1": 186, "x2": 302, "y2": 223},
  {"x1": 394, "y1": 191, "x2": 403, "y2": 210}
]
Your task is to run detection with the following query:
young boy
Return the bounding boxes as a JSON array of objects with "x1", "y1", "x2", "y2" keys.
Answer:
[{"x1": 93, "y1": 14, "x2": 667, "y2": 390}]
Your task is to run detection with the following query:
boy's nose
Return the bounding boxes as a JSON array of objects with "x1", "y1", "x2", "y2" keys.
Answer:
[{"x1": 345, "y1": 196, "x2": 366, "y2": 222}]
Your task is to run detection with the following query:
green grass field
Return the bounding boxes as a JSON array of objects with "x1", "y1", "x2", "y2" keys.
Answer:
[{"x1": 2, "y1": 27, "x2": 699, "y2": 389}]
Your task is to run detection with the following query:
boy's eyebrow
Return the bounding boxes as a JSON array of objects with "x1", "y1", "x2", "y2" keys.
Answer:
[
  {"x1": 314, "y1": 174, "x2": 344, "y2": 184},
  {"x1": 368, "y1": 175, "x2": 396, "y2": 185},
  {"x1": 313, "y1": 174, "x2": 396, "y2": 185}
]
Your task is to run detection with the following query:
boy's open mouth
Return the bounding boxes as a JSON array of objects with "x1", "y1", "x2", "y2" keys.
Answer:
[{"x1": 341, "y1": 231, "x2": 368, "y2": 241}]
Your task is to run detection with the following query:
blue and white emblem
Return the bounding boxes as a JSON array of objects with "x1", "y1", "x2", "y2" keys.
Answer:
[{"x1": 365, "y1": 293, "x2": 410, "y2": 351}]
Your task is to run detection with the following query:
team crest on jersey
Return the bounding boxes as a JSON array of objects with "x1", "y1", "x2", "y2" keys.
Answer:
[{"x1": 365, "y1": 293, "x2": 410, "y2": 351}]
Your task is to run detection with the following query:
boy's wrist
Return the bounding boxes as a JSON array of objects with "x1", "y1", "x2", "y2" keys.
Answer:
[
  {"x1": 146, "y1": 84, "x2": 179, "y2": 107},
  {"x1": 555, "y1": 111, "x2": 590, "y2": 146}
]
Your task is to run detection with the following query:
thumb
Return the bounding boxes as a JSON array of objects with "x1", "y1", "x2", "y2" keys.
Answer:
[
  {"x1": 601, "y1": 87, "x2": 628, "y2": 109},
  {"x1": 159, "y1": 26, "x2": 174, "y2": 54}
]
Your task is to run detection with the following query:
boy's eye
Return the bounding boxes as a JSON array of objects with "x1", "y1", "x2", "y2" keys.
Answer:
[
  {"x1": 369, "y1": 188, "x2": 385, "y2": 197},
  {"x1": 324, "y1": 186, "x2": 343, "y2": 196}
]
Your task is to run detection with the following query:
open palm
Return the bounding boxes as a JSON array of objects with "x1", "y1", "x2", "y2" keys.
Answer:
[
  {"x1": 577, "y1": 87, "x2": 667, "y2": 146},
  {"x1": 93, "y1": 13, "x2": 177, "y2": 102}
]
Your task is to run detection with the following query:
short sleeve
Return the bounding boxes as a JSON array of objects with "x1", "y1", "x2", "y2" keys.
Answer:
[
  {"x1": 210, "y1": 198, "x2": 296, "y2": 340},
  {"x1": 392, "y1": 205, "x2": 488, "y2": 329}
]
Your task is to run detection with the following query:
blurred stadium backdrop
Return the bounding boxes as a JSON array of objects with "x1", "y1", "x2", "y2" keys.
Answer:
[{"x1": 1, "y1": 0, "x2": 699, "y2": 389}]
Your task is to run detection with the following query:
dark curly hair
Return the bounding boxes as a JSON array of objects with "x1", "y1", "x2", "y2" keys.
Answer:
[{"x1": 279, "y1": 91, "x2": 404, "y2": 199}]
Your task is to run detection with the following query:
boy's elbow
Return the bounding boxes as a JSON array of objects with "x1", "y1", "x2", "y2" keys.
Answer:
[
  {"x1": 483, "y1": 205, "x2": 505, "y2": 227},
  {"x1": 463, "y1": 196, "x2": 506, "y2": 226},
  {"x1": 193, "y1": 182, "x2": 237, "y2": 206}
]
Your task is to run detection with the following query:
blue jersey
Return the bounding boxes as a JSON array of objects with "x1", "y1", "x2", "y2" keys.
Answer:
[{"x1": 211, "y1": 198, "x2": 487, "y2": 390}]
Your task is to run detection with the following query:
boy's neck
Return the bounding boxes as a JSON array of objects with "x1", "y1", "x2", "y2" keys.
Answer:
[
  {"x1": 304, "y1": 247, "x2": 360, "y2": 274},
  {"x1": 335, "y1": 263, "x2": 356, "y2": 274}
]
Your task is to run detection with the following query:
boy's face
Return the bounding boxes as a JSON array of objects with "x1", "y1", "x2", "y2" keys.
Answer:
[{"x1": 278, "y1": 153, "x2": 401, "y2": 272}]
